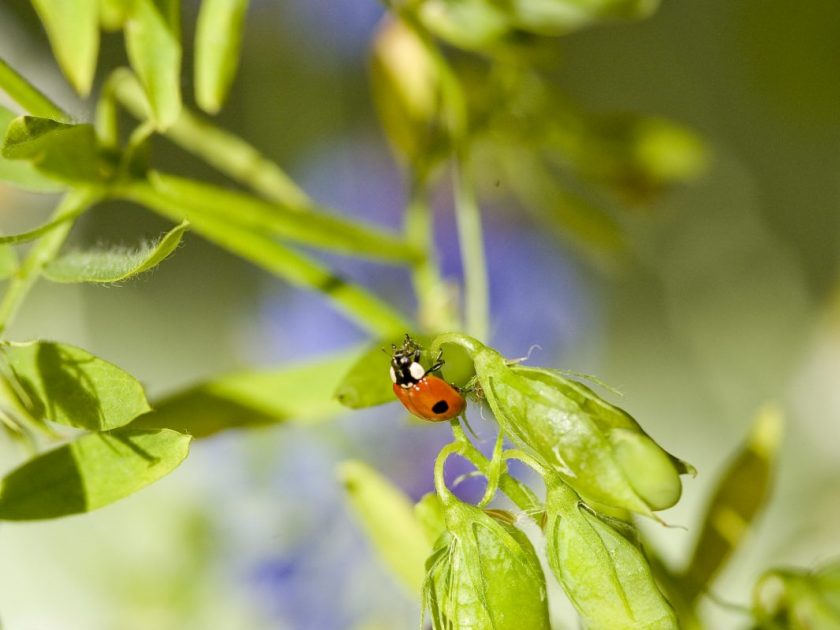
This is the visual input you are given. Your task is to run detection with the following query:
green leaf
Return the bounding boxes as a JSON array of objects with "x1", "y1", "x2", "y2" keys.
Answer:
[
  {"x1": 0, "y1": 245, "x2": 16, "y2": 280},
  {"x1": 140, "y1": 172, "x2": 422, "y2": 264},
  {"x1": 131, "y1": 352, "x2": 358, "y2": 438},
  {"x1": 0, "y1": 209, "x2": 87, "y2": 245},
  {"x1": 0, "y1": 58, "x2": 69, "y2": 121},
  {"x1": 194, "y1": 0, "x2": 249, "y2": 114},
  {"x1": 0, "y1": 428, "x2": 191, "y2": 520},
  {"x1": 30, "y1": 0, "x2": 99, "y2": 95},
  {"x1": 43, "y1": 220, "x2": 188, "y2": 283},
  {"x1": 0, "y1": 105, "x2": 66, "y2": 192},
  {"x1": 1, "y1": 116, "x2": 101, "y2": 184},
  {"x1": 680, "y1": 405, "x2": 784, "y2": 603},
  {"x1": 545, "y1": 479, "x2": 677, "y2": 630},
  {"x1": 1, "y1": 341, "x2": 152, "y2": 431},
  {"x1": 99, "y1": 0, "x2": 131, "y2": 31},
  {"x1": 119, "y1": 179, "x2": 411, "y2": 336},
  {"x1": 338, "y1": 460, "x2": 430, "y2": 595},
  {"x1": 414, "y1": 492, "x2": 446, "y2": 545},
  {"x1": 509, "y1": 0, "x2": 660, "y2": 36},
  {"x1": 124, "y1": 0, "x2": 182, "y2": 129}
]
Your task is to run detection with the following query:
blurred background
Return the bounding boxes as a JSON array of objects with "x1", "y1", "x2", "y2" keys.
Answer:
[{"x1": 0, "y1": 0, "x2": 839, "y2": 628}]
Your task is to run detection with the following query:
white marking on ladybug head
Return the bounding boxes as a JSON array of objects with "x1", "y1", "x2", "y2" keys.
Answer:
[
  {"x1": 389, "y1": 365, "x2": 397, "y2": 384},
  {"x1": 409, "y1": 362, "x2": 426, "y2": 380}
]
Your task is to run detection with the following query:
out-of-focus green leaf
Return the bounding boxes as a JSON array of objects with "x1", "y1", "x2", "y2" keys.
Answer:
[
  {"x1": 1, "y1": 341, "x2": 151, "y2": 431},
  {"x1": 0, "y1": 106, "x2": 66, "y2": 192},
  {"x1": 124, "y1": 0, "x2": 182, "y2": 128},
  {"x1": 0, "y1": 245, "x2": 16, "y2": 280},
  {"x1": 680, "y1": 405, "x2": 784, "y2": 603},
  {"x1": 136, "y1": 172, "x2": 421, "y2": 264},
  {"x1": 0, "y1": 58, "x2": 69, "y2": 122},
  {"x1": 120, "y1": 179, "x2": 411, "y2": 336},
  {"x1": 418, "y1": 0, "x2": 512, "y2": 50},
  {"x1": 370, "y1": 18, "x2": 448, "y2": 168},
  {"x1": 510, "y1": 0, "x2": 660, "y2": 35},
  {"x1": 131, "y1": 352, "x2": 358, "y2": 438},
  {"x1": 0, "y1": 428, "x2": 190, "y2": 520},
  {"x1": 545, "y1": 479, "x2": 677, "y2": 630},
  {"x1": 30, "y1": 0, "x2": 99, "y2": 96},
  {"x1": 753, "y1": 563, "x2": 840, "y2": 630},
  {"x1": 43, "y1": 220, "x2": 188, "y2": 283},
  {"x1": 338, "y1": 460, "x2": 430, "y2": 595},
  {"x1": 1, "y1": 116, "x2": 101, "y2": 184},
  {"x1": 194, "y1": 0, "x2": 249, "y2": 114},
  {"x1": 99, "y1": 0, "x2": 130, "y2": 31}
]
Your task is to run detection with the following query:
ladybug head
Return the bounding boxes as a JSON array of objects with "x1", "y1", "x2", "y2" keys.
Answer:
[{"x1": 389, "y1": 334, "x2": 425, "y2": 388}]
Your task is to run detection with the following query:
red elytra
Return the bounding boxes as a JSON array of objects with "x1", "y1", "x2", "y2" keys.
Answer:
[{"x1": 392, "y1": 374, "x2": 466, "y2": 422}]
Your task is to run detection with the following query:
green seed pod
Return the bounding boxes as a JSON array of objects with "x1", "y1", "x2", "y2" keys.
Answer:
[
  {"x1": 424, "y1": 500, "x2": 550, "y2": 630},
  {"x1": 545, "y1": 479, "x2": 678, "y2": 630},
  {"x1": 433, "y1": 334, "x2": 692, "y2": 516}
]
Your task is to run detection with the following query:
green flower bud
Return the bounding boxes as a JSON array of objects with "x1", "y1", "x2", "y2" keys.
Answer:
[
  {"x1": 753, "y1": 563, "x2": 840, "y2": 630},
  {"x1": 510, "y1": 0, "x2": 660, "y2": 36},
  {"x1": 424, "y1": 500, "x2": 550, "y2": 630},
  {"x1": 433, "y1": 334, "x2": 692, "y2": 516},
  {"x1": 545, "y1": 479, "x2": 678, "y2": 630}
]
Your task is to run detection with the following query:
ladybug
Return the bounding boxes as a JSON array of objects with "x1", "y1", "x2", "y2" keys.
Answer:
[{"x1": 389, "y1": 335, "x2": 466, "y2": 422}]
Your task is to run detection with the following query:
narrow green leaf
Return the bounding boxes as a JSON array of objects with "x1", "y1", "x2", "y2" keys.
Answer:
[
  {"x1": 0, "y1": 245, "x2": 16, "y2": 280},
  {"x1": 31, "y1": 0, "x2": 99, "y2": 95},
  {"x1": 1, "y1": 116, "x2": 101, "y2": 184},
  {"x1": 194, "y1": 0, "x2": 249, "y2": 114},
  {"x1": 99, "y1": 0, "x2": 131, "y2": 31},
  {"x1": 0, "y1": 58, "x2": 69, "y2": 121},
  {"x1": 124, "y1": 0, "x2": 182, "y2": 128},
  {"x1": 680, "y1": 405, "x2": 784, "y2": 602},
  {"x1": 0, "y1": 105, "x2": 66, "y2": 192},
  {"x1": 338, "y1": 460, "x2": 430, "y2": 595},
  {"x1": 118, "y1": 180, "x2": 411, "y2": 336},
  {"x1": 0, "y1": 428, "x2": 191, "y2": 520},
  {"x1": 1, "y1": 341, "x2": 152, "y2": 431},
  {"x1": 43, "y1": 220, "x2": 188, "y2": 283},
  {"x1": 0, "y1": 210, "x2": 87, "y2": 245},
  {"x1": 130, "y1": 352, "x2": 358, "y2": 438},
  {"x1": 141, "y1": 172, "x2": 421, "y2": 264}
]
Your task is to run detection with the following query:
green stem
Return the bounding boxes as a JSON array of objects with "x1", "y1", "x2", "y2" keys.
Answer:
[
  {"x1": 453, "y1": 152, "x2": 489, "y2": 341},
  {"x1": 405, "y1": 173, "x2": 453, "y2": 332},
  {"x1": 110, "y1": 68, "x2": 310, "y2": 208},
  {"x1": 0, "y1": 190, "x2": 98, "y2": 336},
  {"x1": 119, "y1": 180, "x2": 411, "y2": 337},
  {"x1": 450, "y1": 421, "x2": 542, "y2": 514},
  {"x1": 0, "y1": 58, "x2": 70, "y2": 121}
]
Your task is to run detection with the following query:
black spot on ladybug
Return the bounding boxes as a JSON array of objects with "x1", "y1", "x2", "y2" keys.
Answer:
[{"x1": 432, "y1": 400, "x2": 449, "y2": 414}]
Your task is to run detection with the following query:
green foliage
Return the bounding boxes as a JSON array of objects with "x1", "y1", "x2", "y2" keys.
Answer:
[
  {"x1": 124, "y1": 0, "x2": 183, "y2": 128},
  {"x1": 194, "y1": 0, "x2": 250, "y2": 114},
  {"x1": 0, "y1": 1, "x2": 823, "y2": 628},
  {"x1": 1, "y1": 116, "x2": 102, "y2": 184},
  {"x1": 132, "y1": 352, "x2": 358, "y2": 437},
  {"x1": 680, "y1": 406, "x2": 784, "y2": 603},
  {"x1": 0, "y1": 105, "x2": 66, "y2": 192},
  {"x1": 338, "y1": 460, "x2": 431, "y2": 595},
  {"x1": 753, "y1": 563, "x2": 840, "y2": 630},
  {"x1": 30, "y1": 0, "x2": 99, "y2": 96},
  {"x1": 0, "y1": 428, "x2": 190, "y2": 520},
  {"x1": 1, "y1": 341, "x2": 151, "y2": 431},
  {"x1": 43, "y1": 220, "x2": 188, "y2": 283}
]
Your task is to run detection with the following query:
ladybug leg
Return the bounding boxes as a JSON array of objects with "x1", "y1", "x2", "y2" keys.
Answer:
[{"x1": 429, "y1": 349, "x2": 445, "y2": 373}]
